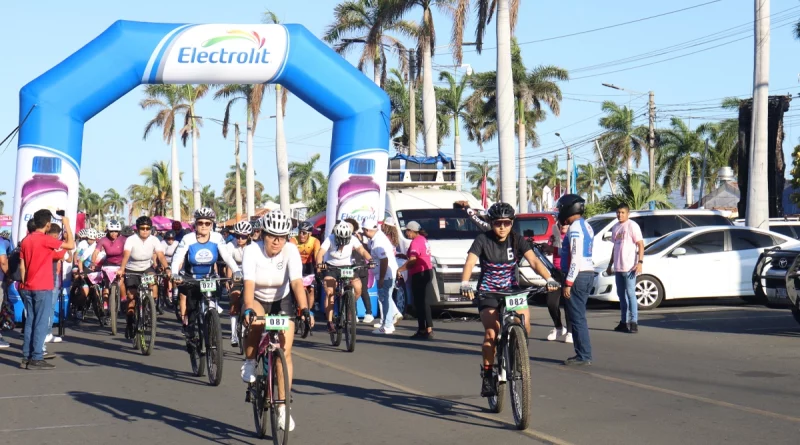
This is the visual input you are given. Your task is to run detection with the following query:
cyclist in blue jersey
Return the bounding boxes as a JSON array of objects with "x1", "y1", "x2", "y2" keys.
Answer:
[
  {"x1": 459, "y1": 202, "x2": 559, "y2": 397},
  {"x1": 170, "y1": 208, "x2": 242, "y2": 329}
]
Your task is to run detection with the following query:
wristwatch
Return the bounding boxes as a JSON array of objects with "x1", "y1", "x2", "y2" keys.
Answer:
[{"x1": 638, "y1": 260, "x2": 643, "y2": 264}]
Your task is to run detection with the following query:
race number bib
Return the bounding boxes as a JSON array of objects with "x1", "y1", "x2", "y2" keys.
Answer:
[
  {"x1": 265, "y1": 315, "x2": 290, "y2": 331},
  {"x1": 340, "y1": 268, "x2": 354, "y2": 279},
  {"x1": 141, "y1": 275, "x2": 155, "y2": 285},
  {"x1": 505, "y1": 294, "x2": 528, "y2": 312},
  {"x1": 200, "y1": 280, "x2": 217, "y2": 292}
]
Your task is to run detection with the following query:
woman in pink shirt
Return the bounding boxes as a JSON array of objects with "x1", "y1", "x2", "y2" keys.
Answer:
[{"x1": 396, "y1": 221, "x2": 434, "y2": 339}]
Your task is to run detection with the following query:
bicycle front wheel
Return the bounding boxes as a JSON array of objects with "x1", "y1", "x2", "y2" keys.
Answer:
[
  {"x1": 205, "y1": 309, "x2": 224, "y2": 386},
  {"x1": 189, "y1": 312, "x2": 206, "y2": 377},
  {"x1": 140, "y1": 292, "x2": 157, "y2": 356},
  {"x1": 508, "y1": 325, "x2": 531, "y2": 430},
  {"x1": 270, "y1": 348, "x2": 290, "y2": 445},
  {"x1": 344, "y1": 290, "x2": 356, "y2": 353},
  {"x1": 109, "y1": 283, "x2": 119, "y2": 336},
  {"x1": 489, "y1": 340, "x2": 506, "y2": 414}
]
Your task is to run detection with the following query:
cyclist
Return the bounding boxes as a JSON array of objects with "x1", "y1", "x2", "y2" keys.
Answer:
[
  {"x1": 459, "y1": 202, "x2": 559, "y2": 397},
  {"x1": 290, "y1": 221, "x2": 319, "y2": 315},
  {"x1": 161, "y1": 230, "x2": 179, "y2": 298},
  {"x1": 315, "y1": 220, "x2": 373, "y2": 334},
  {"x1": 90, "y1": 220, "x2": 128, "y2": 318},
  {"x1": 250, "y1": 218, "x2": 263, "y2": 243},
  {"x1": 240, "y1": 210, "x2": 312, "y2": 432},
  {"x1": 226, "y1": 220, "x2": 252, "y2": 347},
  {"x1": 119, "y1": 216, "x2": 170, "y2": 331},
  {"x1": 72, "y1": 228, "x2": 99, "y2": 315},
  {"x1": 170, "y1": 208, "x2": 241, "y2": 331}
]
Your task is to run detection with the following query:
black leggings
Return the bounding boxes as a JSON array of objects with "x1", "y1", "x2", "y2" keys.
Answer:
[
  {"x1": 546, "y1": 289, "x2": 571, "y2": 332},
  {"x1": 411, "y1": 270, "x2": 434, "y2": 332},
  {"x1": 359, "y1": 275, "x2": 372, "y2": 313}
]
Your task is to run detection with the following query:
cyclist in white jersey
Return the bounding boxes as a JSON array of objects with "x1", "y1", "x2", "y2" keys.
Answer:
[
  {"x1": 161, "y1": 230, "x2": 179, "y2": 297},
  {"x1": 241, "y1": 210, "x2": 312, "y2": 432},
  {"x1": 226, "y1": 220, "x2": 252, "y2": 347}
]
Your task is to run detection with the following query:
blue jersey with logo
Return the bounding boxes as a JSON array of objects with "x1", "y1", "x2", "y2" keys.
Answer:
[{"x1": 170, "y1": 231, "x2": 240, "y2": 279}]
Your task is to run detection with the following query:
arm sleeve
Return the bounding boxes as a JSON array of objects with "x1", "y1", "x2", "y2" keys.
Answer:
[
  {"x1": 565, "y1": 230, "x2": 582, "y2": 286},
  {"x1": 515, "y1": 234, "x2": 533, "y2": 258},
  {"x1": 287, "y1": 245, "x2": 302, "y2": 282},
  {"x1": 153, "y1": 237, "x2": 165, "y2": 253},
  {"x1": 170, "y1": 236, "x2": 192, "y2": 275},
  {"x1": 465, "y1": 208, "x2": 491, "y2": 231},
  {"x1": 45, "y1": 236, "x2": 63, "y2": 250},
  {"x1": 214, "y1": 233, "x2": 240, "y2": 273},
  {"x1": 320, "y1": 236, "x2": 331, "y2": 251},
  {"x1": 407, "y1": 238, "x2": 420, "y2": 257},
  {"x1": 123, "y1": 236, "x2": 134, "y2": 252},
  {"x1": 372, "y1": 243, "x2": 388, "y2": 260},
  {"x1": 242, "y1": 246, "x2": 256, "y2": 281},
  {"x1": 467, "y1": 235, "x2": 485, "y2": 257}
]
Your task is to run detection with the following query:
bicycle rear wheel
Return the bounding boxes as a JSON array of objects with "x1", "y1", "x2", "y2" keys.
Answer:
[
  {"x1": 252, "y1": 355, "x2": 269, "y2": 438},
  {"x1": 91, "y1": 287, "x2": 104, "y2": 325},
  {"x1": 140, "y1": 293, "x2": 157, "y2": 356},
  {"x1": 508, "y1": 325, "x2": 531, "y2": 430},
  {"x1": 109, "y1": 283, "x2": 119, "y2": 335},
  {"x1": 205, "y1": 309, "x2": 224, "y2": 386},
  {"x1": 270, "y1": 348, "x2": 290, "y2": 445},
  {"x1": 344, "y1": 290, "x2": 356, "y2": 353}
]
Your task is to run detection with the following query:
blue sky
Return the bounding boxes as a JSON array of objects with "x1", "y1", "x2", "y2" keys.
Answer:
[{"x1": 2, "y1": 0, "x2": 800, "y2": 206}]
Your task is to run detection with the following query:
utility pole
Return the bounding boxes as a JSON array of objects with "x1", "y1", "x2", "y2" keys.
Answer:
[
  {"x1": 648, "y1": 91, "x2": 656, "y2": 190},
  {"x1": 699, "y1": 138, "x2": 709, "y2": 208},
  {"x1": 566, "y1": 147, "x2": 573, "y2": 194},
  {"x1": 747, "y1": 0, "x2": 770, "y2": 229},
  {"x1": 595, "y1": 139, "x2": 616, "y2": 195},
  {"x1": 408, "y1": 50, "x2": 417, "y2": 156},
  {"x1": 234, "y1": 123, "x2": 243, "y2": 221}
]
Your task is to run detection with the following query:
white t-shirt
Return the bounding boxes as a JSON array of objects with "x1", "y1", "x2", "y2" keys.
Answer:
[
  {"x1": 227, "y1": 241, "x2": 247, "y2": 265},
  {"x1": 321, "y1": 234, "x2": 362, "y2": 267},
  {"x1": 368, "y1": 231, "x2": 398, "y2": 281},
  {"x1": 76, "y1": 240, "x2": 96, "y2": 264},
  {"x1": 242, "y1": 241, "x2": 302, "y2": 303},
  {"x1": 124, "y1": 235, "x2": 164, "y2": 272},
  {"x1": 161, "y1": 240, "x2": 179, "y2": 260}
]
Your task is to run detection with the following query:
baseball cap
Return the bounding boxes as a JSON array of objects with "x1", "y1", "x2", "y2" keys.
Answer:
[
  {"x1": 362, "y1": 217, "x2": 379, "y2": 230},
  {"x1": 383, "y1": 217, "x2": 396, "y2": 227},
  {"x1": 405, "y1": 221, "x2": 421, "y2": 232}
]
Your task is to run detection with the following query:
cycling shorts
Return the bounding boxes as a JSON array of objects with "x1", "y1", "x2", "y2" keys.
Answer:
[
  {"x1": 259, "y1": 296, "x2": 296, "y2": 317},
  {"x1": 124, "y1": 268, "x2": 156, "y2": 289},
  {"x1": 477, "y1": 292, "x2": 503, "y2": 312}
]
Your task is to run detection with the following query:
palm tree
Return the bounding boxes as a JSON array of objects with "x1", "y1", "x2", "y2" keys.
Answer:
[
  {"x1": 463, "y1": 98, "x2": 496, "y2": 152},
  {"x1": 658, "y1": 117, "x2": 706, "y2": 208},
  {"x1": 288, "y1": 154, "x2": 326, "y2": 203},
  {"x1": 577, "y1": 163, "x2": 602, "y2": 204},
  {"x1": 602, "y1": 173, "x2": 672, "y2": 211},
  {"x1": 598, "y1": 101, "x2": 648, "y2": 174},
  {"x1": 437, "y1": 71, "x2": 470, "y2": 191},
  {"x1": 223, "y1": 163, "x2": 265, "y2": 212},
  {"x1": 78, "y1": 183, "x2": 105, "y2": 228},
  {"x1": 533, "y1": 157, "x2": 566, "y2": 189},
  {"x1": 385, "y1": 69, "x2": 421, "y2": 151},
  {"x1": 323, "y1": 0, "x2": 417, "y2": 87},
  {"x1": 0, "y1": 191, "x2": 5, "y2": 214},
  {"x1": 381, "y1": 0, "x2": 470, "y2": 156},
  {"x1": 102, "y1": 188, "x2": 127, "y2": 218},
  {"x1": 140, "y1": 84, "x2": 187, "y2": 221},
  {"x1": 200, "y1": 185, "x2": 224, "y2": 220},
  {"x1": 178, "y1": 84, "x2": 210, "y2": 211},
  {"x1": 466, "y1": 160, "x2": 496, "y2": 188},
  {"x1": 214, "y1": 83, "x2": 265, "y2": 218},
  {"x1": 128, "y1": 161, "x2": 174, "y2": 217}
]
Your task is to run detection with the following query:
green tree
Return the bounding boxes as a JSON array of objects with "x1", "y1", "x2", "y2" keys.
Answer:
[
  {"x1": 223, "y1": 164, "x2": 265, "y2": 211},
  {"x1": 384, "y1": 69, "x2": 421, "y2": 151},
  {"x1": 532, "y1": 157, "x2": 566, "y2": 189},
  {"x1": 307, "y1": 177, "x2": 329, "y2": 215},
  {"x1": 288, "y1": 154, "x2": 326, "y2": 202},
  {"x1": 102, "y1": 188, "x2": 127, "y2": 218},
  {"x1": 437, "y1": 71, "x2": 470, "y2": 186},
  {"x1": 577, "y1": 163, "x2": 602, "y2": 203},
  {"x1": 658, "y1": 117, "x2": 706, "y2": 208},
  {"x1": 128, "y1": 161, "x2": 181, "y2": 217},
  {"x1": 78, "y1": 183, "x2": 105, "y2": 228},
  {"x1": 0, "y1": 191, "x2": 5, "y2": 215},
  {"x1": 598, "y1": 101, "x2": 648, "y2": 174},
  {"x1": 790, "y1": 143, "x2": 800, "y2": 205},
  {"x1": 601, "y1": 173, "x2": 672, "y2": 211}
]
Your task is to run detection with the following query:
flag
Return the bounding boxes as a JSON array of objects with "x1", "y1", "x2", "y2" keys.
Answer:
[
  {"x1": 481, "y1": 175, "x2": 488, "y2": 209},
  {"x1": 571, "y1": 163, "x2": 579, "y2": 194},
  {"x1": 543, "y1": 185, "x2": 553, "y2": 209}
]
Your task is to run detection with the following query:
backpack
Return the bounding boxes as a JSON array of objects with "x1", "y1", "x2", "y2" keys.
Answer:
[{"x1": 5, "y1": 247, "x2": 22, "y2": 283}]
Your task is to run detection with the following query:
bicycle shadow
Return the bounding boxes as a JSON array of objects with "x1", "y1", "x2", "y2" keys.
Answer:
[
  {"x1": 291, "y1": 378, "x2": 505, "y2": 430},
  {"x1": 67, "y1": 391, "x2": 255, "y2": 444}
]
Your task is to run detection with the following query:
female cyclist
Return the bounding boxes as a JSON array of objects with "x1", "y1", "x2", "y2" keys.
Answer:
[
  {"x1": 226, "y1": 220, "x2": 252, "y2": 347},
  {"x1": 90, "y1": 220, "x2": 128, "y2": 320},
  {"x1": 290, "y1": 220, "x2": 320, "y2": 315}
]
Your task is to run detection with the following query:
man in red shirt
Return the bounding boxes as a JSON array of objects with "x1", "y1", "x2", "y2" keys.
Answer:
[{"x1": 19, "y1": 209, "x2": 74, "y2": 370}]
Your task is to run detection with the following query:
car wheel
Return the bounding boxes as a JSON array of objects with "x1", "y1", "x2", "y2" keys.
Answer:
[{"x1": 636, "y1": 275, "x2": 664, "y2": 310}]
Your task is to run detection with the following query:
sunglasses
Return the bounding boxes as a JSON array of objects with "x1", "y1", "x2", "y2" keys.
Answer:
[
  {"x1": 265, "y1": 234, "x2": 286, "y2": 243},
  {"x1": 492, "y1": 220, "x2": 513, "y2": 228},
  {"x1": 196, "y1": 221, "x2": 213, "y2": 227},
  {"x1": 235, "y1": 234, "x2": 250, "y2": 240},
  {"x1": 138, "y1": 226, "x2": 151, "y2": 231}
]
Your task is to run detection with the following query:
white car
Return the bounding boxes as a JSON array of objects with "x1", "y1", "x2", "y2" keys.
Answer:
[{"x1": 590, "y1": 226, "x2": 798, "y2": 310}]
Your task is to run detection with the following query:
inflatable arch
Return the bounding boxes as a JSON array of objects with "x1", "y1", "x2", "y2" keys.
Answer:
[{"x1": 12, "y1": 21, "x2": 390, "y2": 241}]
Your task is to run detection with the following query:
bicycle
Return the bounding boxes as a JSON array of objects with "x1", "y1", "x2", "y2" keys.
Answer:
[
  {"x1": 321, "y1": 264, "x2": 367, "y2": 353},
  {"x1": 243, "y1": 311, "x2": 292, "y2": 444},
  {"x1": 123, "y1": 271, "x2": 161, "y2": 356},
  {"x1": 176, "y1": 272, "x2": 230, "y2": 386},
  {"x1": 156, "y1": 273, "x2": 173, "y2": 314},
  {"x1": 86, "y1": 268, "x2": 121, "y2": 334},
  {"x1": 474, "y1": 285, "x2": 552, "y2": 431},
  {"x1": 229, "y1": 282, "x2": 246, "y2": 356}
]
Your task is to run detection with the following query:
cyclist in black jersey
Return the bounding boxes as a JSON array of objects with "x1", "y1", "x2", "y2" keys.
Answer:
[{"x1": 460, "y1": 202, "x2": 560, "y2": 397}]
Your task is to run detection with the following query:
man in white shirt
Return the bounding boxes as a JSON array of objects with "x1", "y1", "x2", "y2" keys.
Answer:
[{"x1": 362, "y1": 217, "x2": 401, "y2": 334}]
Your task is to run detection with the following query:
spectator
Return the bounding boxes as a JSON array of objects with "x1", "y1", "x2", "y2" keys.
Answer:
[
  {"x1": 171, "y1": 220, "x2": 186, "y2": 243},
  {"x1": 545, "y1": 221, "x2": 571, "y2": 343},
  {"x1": 345, "y1": 218, "x2": 374, "y2": 324},
  {"x1": 396, "y1": 221, "x2": 434, "y2": 340},
  {"x1": 46, "y1": 223, "x2": 68, "y2": 346},
  {"x1": 362, "y1": 218, "x2": 400, "y2": 334},
  {"x1": 378, "y1": 217, "x2": 405, "y2": 325},
  {"x1": 19, "y1": 209, "x2": 74, "y2": 370},
  {"x1": 606, "y1": 204, "x2": 645, "y2": 334},
  {"x1": 0, "y1": 230, "x2": 11, "y2": 348}
]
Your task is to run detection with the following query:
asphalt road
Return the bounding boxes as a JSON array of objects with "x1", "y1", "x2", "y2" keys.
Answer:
[{"x1": 0, "y1": 298, "x2": 798, "y2": 445}]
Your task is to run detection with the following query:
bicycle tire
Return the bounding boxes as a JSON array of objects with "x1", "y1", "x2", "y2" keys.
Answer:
[
  {"x1": 205, "y1": 309, "x2": 224, "y2": 386},
  {"x1": 109, "y1": 283, "x2": 119, "y2": 336},
  {"x1": 489, "y1": 339, "x2": 507, "y2": 414},
  {"x1": 344, "y1": 290, "x2": 356, "y2": 353},
  {"x1": 331, "y1": 297, "x2": 342, "y2": 347},
  {"x1": 270, "y1": 347, "x2": 290, "y2": 445},
  {"x1": 91, "y1": 287, "x2": 104, "y2": 325},
  {"x1": 140, "y1": 292, "x2": 157, "y2": 356},
  {"x1": 253, "y1": 354, "x2": 269, "y2": 438},
  {"x1": 508, "y1": 325, "x2": 531, "y2": 430},
  {"x1": 189, "y1": 311, "x2": 206, "y2": 377}
]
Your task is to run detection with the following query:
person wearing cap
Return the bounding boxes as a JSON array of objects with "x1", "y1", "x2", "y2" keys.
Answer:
[
  {"x1": 362, "y1": 217, "x2": 401, "y2": 334},
  {"x1": 396, "y1": 221, "x2": 434, "y2": 339}
]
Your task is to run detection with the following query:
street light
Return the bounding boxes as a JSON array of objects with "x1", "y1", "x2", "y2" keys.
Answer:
[{"x1": 554, "y1": 133, "x2": 572, "y2": 194}]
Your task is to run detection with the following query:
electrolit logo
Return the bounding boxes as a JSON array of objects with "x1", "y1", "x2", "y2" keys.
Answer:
[
  {"x1": 340, "y1": 204, "x2": 375, "y2": 222},
  {"x1": 177, "y1": 30, "x2": 270, "y2": 65}
]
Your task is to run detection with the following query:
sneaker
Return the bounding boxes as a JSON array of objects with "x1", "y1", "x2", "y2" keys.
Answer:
[
  {"x1": 372, "y1": 326, "x2": 395, "y2": 334},
  {"x1": 546, "y1": 328, "x2": 559, "y2": 341},
  {"x1": 45, "y1": 333, "x2": 63, "y2": 343},
  {"x1": 373, "y1": 319, "x2": 383, "y2": 328},
  {"x1": 392, "y1": 313, "x2": 403, "y2": 325},
  {"x1": 20, "y1": 359, "x2": 29, "y2": 369},
  {"x1": 76, "y1": 310, "x2": 84, "y2": 319},
  {"x1": 564, "y1": 333, "x2": 573, "y2": 344},
  {"x1": 362, "y1": 314, "x2": 375, "y2": 324},
  {"x1": 241, "y1": 359, "x2": 256, "y2": 383},
  {"x1": 277, "y1": 405, "x2": 295, "y2": 431},
  {"x1": 0, "y1": 337, "x2": 9, "y2": 348},
  {"x1": 231, "y1": 336, "x2": 239, "y2": 347},
  {"x1": 410, "y1": 332, "x2": 424, "y2": 339},
  {"x1": 564, "y1": 355, "x2": 591, "y2": 366},
  {"x1": 629, "y1": 322, "x2": 639, "y2": 333},
  {"x1": 613, "y1": 322, "x2": 630, "y2": 333},
  {"x1": 42, "y1": 352, "x2": 56, "y2": 360},
  {"x1": 27, "y1": 360, "x2": 56, "y2": 370},
  {"x1": 156, "y1": 305, "x2": 164, "y2": 315},
  {"x1": 480, "y1": 368, "x2": 496, "y2": 397}
]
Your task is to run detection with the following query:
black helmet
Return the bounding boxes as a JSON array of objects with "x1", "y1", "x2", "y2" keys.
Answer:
[
  {"x1": 136, "y1": 216, "x2": 152, "y2": 228},
  {"x1": 556, "y1": 194, "x2": 586, "y2": 224},
  {"x1": 487, "y1": 202, "x2": 516, "y2": 221},
  {"x1": 164, "y1": 230, "x2": 176, "y2": 240},
  {"x1": 298, "y1": 221, "x2": 314, "y2": 233}
]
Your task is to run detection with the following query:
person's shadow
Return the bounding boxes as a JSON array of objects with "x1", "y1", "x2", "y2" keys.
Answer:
[{"x1": 68, "y1": 391, "x2": 256, "y2": 444}]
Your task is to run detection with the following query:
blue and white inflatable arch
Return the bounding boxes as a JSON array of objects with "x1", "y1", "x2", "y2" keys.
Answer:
[{"x1": 13, "y1": 21, "x2": 390, "y2": 241}]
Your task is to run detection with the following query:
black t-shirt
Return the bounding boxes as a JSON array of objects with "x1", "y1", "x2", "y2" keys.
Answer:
[{"x1": 468, "y1": 231, "x2": 532, "y2": 292}]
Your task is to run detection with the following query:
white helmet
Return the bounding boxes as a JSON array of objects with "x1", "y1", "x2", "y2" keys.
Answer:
[
  {"x1": 232, "y1": 220, "x2": 253, "y2": 236},
  {"x1": 77, "y1": 229, "x2": 87, "y2": 238},
  {"x1": 261, "y1": 210, "x2": 292, "y2": 236},
  {"x1": 333, "y1": 221, "x2": 353, "y2": 243},
  {"x1": 106, "y1": 220, "x2": 122, "y2": 232},
  {"x1": 193, "y1": 207, "x2": 216, "y2": 221},
  {"x1": 86, "y1": 228, "x2": 100, "y2": 240}
]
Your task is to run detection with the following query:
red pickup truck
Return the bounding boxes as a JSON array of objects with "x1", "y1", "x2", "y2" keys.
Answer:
[{"x1": 514, "y1": 212, "x2": 557, "y2": 250}]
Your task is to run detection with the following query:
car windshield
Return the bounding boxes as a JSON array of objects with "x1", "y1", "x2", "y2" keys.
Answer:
[
  {"x1": 395, "y1": 209, "x2": 486, "y2": 240},
  {"x1": 514, "y1": 217, "x2": 550, "y2": 238},
  {"x1": 588, "y1": 217, "x2": 614, "y2": 235},
  {"x1": 643, "y1": 230, "x2": 692, "y2": 255}
]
